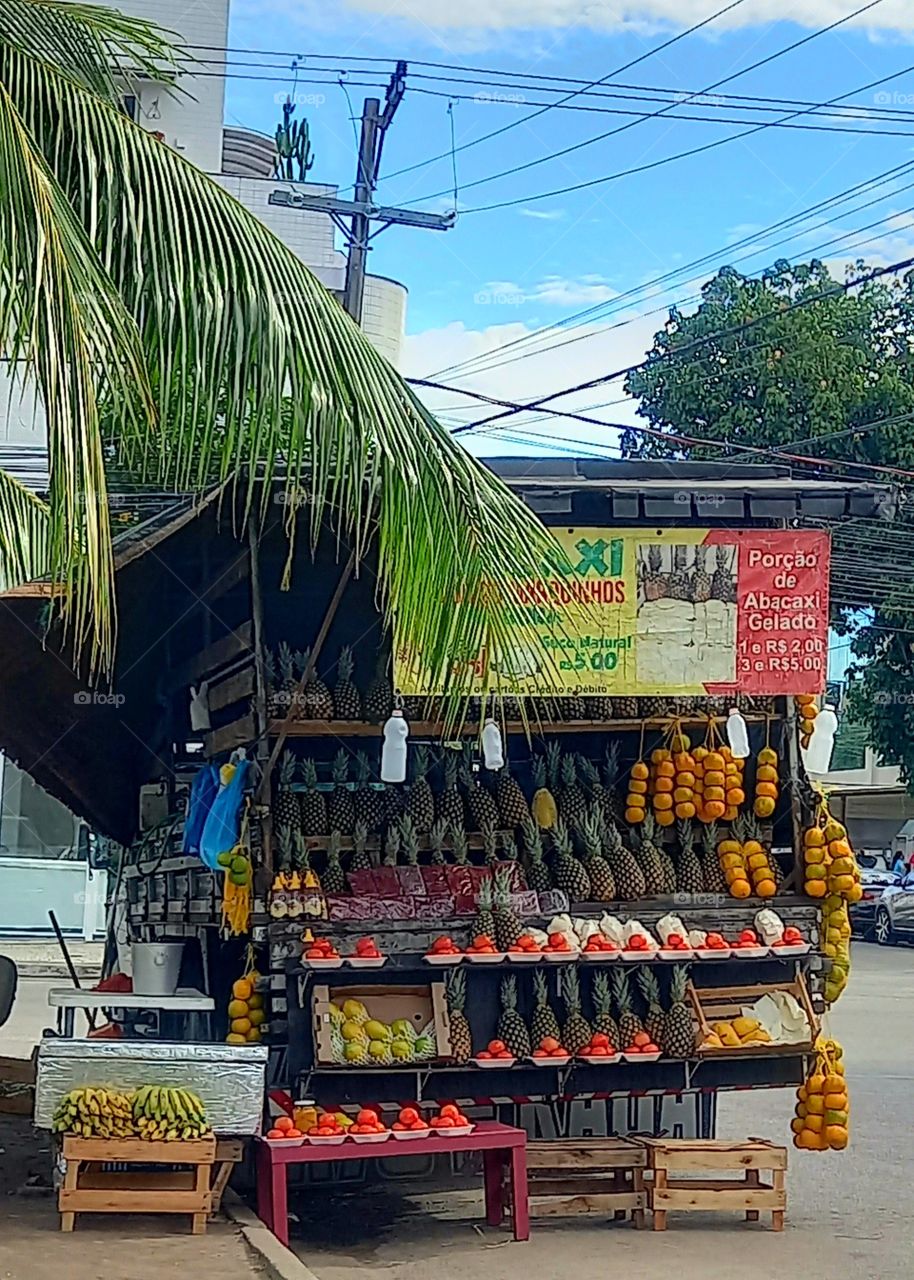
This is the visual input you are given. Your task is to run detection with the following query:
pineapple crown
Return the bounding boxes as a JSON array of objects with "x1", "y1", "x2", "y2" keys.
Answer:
[
  {"x1": 716, "y1": 543, "x2": 729, "y2": 568},
  {"x1": 279, "y1": 750, "x2": 297, "y2": 789},
  {"x1": 670, "y1": 965, "x2": 689, "y2": 1004},
  {"x1": 450, "y1": 824, "x2": 468, "y2": 863},
  {"x1": 352, "y1": 821, "x2": 368, "y2": 853},
  {"x1": 481, "y1": 823, "x2": 498, "y2": 862},
  {"x1": 592, "y1": 969, "x2": 612, "y2": 1014},
  {"x1": 560, "y1": 965, "x2": 582, "y2": 1013},
  {"x1": 603, "y1": 741, "x2": 621, "y2": 787},
  {"x1": 384, "y1": 827, "x2": 401, "y2": 863},
  {"x1": 533, "y1": 968, "x2": 550, "y2": 1004},
  {"x1": 264, "y1": 649, "x2": 277, "y2": 682},
  {"x1": 500, "y1": 974, "x2": 520, "y2": 1013},
  {"x1": 581, "y1": 807, "x2": 604, "y2": 857},
  {"x1": 578, "y1": 756, "x2": 601, "y2": 790},
  {"x1": 412, "y1": 744, "x2": 430, "y2": 781},
  {"x1": 501, "y1": 835, "x2": 518, "y2": 863},
  {"x1": 677, "y1": 819, "x2": 694, "y2": 857},
  {"x1": 429, "y1": 817, "x2": 448, "y2": 854},
  {"x1": 277, "y1": 640, "x2": 295, "y2": 677},
  {"x1": 331, "y1": 749, "x2": 349, "y2": 786},
  {"x1": 610, "y1": 964, "x2": 633, "y2": 1013},
  {"x1": 476, "y1": 877, "x2": 494, "y2": 910},
  {"x1": 293, "y1": 829, "x2": 310, "y2": 870},
  {"x1": 673, "y1": 544, "x2": 688, "y2": 569},
  {"x1": 446, "y1": 965, "x2": 467, "y2": 1013},
  {"x1": 641, "y1": 809, "x2": 656, "y2": 843},
  {"x1": 443, "y1": 750, "x2": 459, "y2": 786},
  {"x1": 603, "y1": 820, "x2": 623, "y2": 854},
  {"x1": 545, "y1": 741, "x2": 562, "y2": 787},
  {"x1": 398, "y1": 814, "x2": 420, "y2": 864},
  {"x1": 531, "y1": 756, "x2": 547, "y2": 790},
  {"x1": 336, "y1": 645, "x2": 354, "y2": 683},
  {"x1": 551, "y1": 818, "x2": 573, "y2": 857},
  {"x1": 521, "y1": 816, "x2": 543, "y2": 859},
  {"x1": 701, "y1": 821, "x2": 719, "y2": 852},
  {"x1": 743, "y1": 813, "x2": 762, "y2": 842},
  {"x1": 301, "y1": 758, "x2": 319, "y2": 789},
  {"x1": 492, "y1": 863, "x2": 515, "y2": 903},
  {"x1": 327, "y1": 831, "x2": 343, "y2": 865},
  {"x1": 648, "y1": 543, "x2": 662, "y2": 570},
  {"x1": 276, "y1": 824, "x2": 294, "y2": 869},
  {"x1": 560, "y1": 752, "x2": 578, "y2": 788},
  {"x1": 354, "y1": 751, "x2": 371, "y2": 786},
  {"x1": 636, "y1": 964, "x2": 662, "y2": 1011}
]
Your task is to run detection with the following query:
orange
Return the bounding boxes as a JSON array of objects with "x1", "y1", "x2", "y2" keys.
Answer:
[{"x1": 232, "y1": 978, "x2": 253, "y2": 1002}]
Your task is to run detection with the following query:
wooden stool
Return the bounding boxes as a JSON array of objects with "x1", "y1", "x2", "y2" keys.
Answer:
[
  {"x1": 508, "y1": 1139, "x2": 646, "y2": 1227},
  {"x1": 636, "y1": 1138, "x2": 786, "y2": 1232},
  {"x1": 59, "y1": 1135, "x2": 216, "y2": 1234}
]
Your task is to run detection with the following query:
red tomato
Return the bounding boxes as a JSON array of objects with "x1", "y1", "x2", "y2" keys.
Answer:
[
  {"x1": 440, "y1": 1104, "x2": 459, "y2": 1119},
  {"x1": 488, "y1": 1041, "x2": 506, "y2": 1055},
  {"x1": 410, "y1": 1120, "x2": 428, "y2": 1131},
  {"x1": 393, "y1": 1122, "x2": 406, "y2": 1131},
  {"x1": 399, "y1": 1107, "x2": 419, "y2": 1125},
  {"x1": 275, "y1": 1115, "x2": 293, "y2": 1132},
  {"x1": 267, "y1": 1128, "x2": 284, "y2": 1139}
]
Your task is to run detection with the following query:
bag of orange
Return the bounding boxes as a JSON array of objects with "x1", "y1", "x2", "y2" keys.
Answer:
[
  {"x1": 795, "y1": 694, "x2": 818, "y2": 750},
  {"x1": 792, "y1": 1038, "x2": 849, "y2": 1152}
]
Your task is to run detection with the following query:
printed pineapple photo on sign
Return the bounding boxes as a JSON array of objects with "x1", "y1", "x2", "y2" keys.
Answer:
[{"x1": 636, "y1": 541, "x2": 738, "y2": 686}]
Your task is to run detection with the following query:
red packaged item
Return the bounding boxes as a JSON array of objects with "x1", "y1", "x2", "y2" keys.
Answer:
[
  {"x1": 413, "y1": 896, "x2": 456, "y2": 919},
  {"x1": 446, "y1": 866, "x2": 474, "y2": 897},
  {"x1": 396, "y1": 867, "x2": 426, "y2": 898},
  {"x1": 371, "y1": 867, "x2": 401, "y2": 897},
  {"x1": 346, "y1": 870, "x2": 379, "y2": 897},
  {"x1": 420, "y1": 866, "x2": 450, "y2": 897}
]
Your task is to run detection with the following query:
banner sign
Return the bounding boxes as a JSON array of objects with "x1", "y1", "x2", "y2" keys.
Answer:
[{"x1": 395, "y1": 527, "x2": 830, "y2": 697}]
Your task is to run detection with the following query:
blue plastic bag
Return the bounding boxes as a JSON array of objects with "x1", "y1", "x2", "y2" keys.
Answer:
[
  {"x1": 199, "y1": 757, "x2": 251, "y2": 870},
  {"x1": 183, "y1": 763, "x2": 220, "y2": 856}
]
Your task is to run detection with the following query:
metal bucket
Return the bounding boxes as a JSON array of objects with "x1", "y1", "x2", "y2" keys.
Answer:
[{"x1": 131, "y1": 941, "x2": 184, "y2": 996}]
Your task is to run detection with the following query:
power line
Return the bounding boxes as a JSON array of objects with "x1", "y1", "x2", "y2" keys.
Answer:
[
  {"x1": 400, "y1": 0, "x2": 890, "y2": 209},
  {"x1": 428, "y1": 255, "x2": 914, "y2": 435}
]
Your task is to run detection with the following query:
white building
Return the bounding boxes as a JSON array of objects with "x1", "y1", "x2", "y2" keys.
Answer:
[{"x1": 0, "y1": 0, "x2": 407, "y2": 932}]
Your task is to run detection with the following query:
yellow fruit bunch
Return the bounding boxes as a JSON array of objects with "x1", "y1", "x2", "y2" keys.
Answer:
[
  {"x1": 795, "y1": 694, "x2": 818, "y2": 749},
  {"x1": 225, "y1": 973, "x2": 265, "y2": 1045},
  {"x1": 741, "y1": 815, "x2": 778, "y2": 898},
  {"x1": 753, "y1": 745, "x2": 779, "y2": 819},
  {"x1": 717, "y1": 824, "x2": 750, "y2": 898},
  {"x1": 822, "y1": 894, "x2": 851, "y2": 1005},
  {"x1": 792, "y1": 1038, "x2": 849, "y2": 1151},
  {"x1": 649, "y1": 747, "x2": 677, "y2": 827},
  {"x1": 625, "y1": 759, "x2": 649, "y2": 825},
  {"x1": 802, "y1": 814, "x2": 863, "y2": 904},
  {"x1": 222, "y1": 856, "x2": 253, "y2": 937},
  {"x1": 701, "y1": 1015, "x2": 771, "y2": 1049}
]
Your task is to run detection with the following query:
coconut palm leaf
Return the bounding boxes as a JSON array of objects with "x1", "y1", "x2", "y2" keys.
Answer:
[
  {"x1": 0, "y1": 466, "x2": 49, "y2": 588},
  {"x1": 0, "y1": 0, "x2": 571, "y2": 691}
]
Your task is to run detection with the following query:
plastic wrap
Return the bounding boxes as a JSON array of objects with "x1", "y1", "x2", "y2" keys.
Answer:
[{"x1": 35, "y1": 1039, "x2": 266, "y2": 1133}]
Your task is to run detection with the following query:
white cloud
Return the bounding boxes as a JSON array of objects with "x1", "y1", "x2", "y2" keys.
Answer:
[
  {"x1": 474, "y1": 274, "x2": 617, "y2": 307},
  {"x1": 519, "y1": 208, "x2": 566, "y2": 221}
]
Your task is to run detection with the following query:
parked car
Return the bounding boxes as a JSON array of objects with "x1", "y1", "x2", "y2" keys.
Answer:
[
  {"x1": 871, "y1": 870, "x2": 914, "y2": 945},
  {"x1": 851, "y1": 866, "x2": 901, "y2": 940}
]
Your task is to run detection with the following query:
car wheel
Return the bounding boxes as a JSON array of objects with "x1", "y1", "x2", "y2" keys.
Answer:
[{"x1": 875, "y1": 907, "x2": 895, "y2": 946}]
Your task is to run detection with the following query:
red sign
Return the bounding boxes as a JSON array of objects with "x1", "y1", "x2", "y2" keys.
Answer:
[{"x1": 708, "y1": 530, "x2": 830, "y2": 695}]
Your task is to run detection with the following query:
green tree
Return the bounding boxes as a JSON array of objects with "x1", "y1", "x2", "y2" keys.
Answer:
[
  {"x1": 0, "y1": 0, "x2": 561, "y2": 694},
  {"x1": 623, "y1": 258, "x2": 914, "y2": 786}
]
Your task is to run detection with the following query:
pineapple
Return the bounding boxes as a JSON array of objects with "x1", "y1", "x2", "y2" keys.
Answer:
[
  {"x1": 353, "y1": 751, "x2": 383, "y2": 832},
  {"x1": 530, "y1": 756, "x2": 558, "y2": 830},
  {"x1": 700, "y1": 823, "x2": 727, "y2": 893},
  {"x1": 323, "y1": 831, "x2": 346, "y2": 895},
  {"x1": 498, "y1": 976, "x2": 532, "y2": 1058},
  {"x1": 711, "y1": 544, "x2": 737, "y2": 602},
  {"x1": 560, "y1": 967, "x2": 592, "y2": 1054},
  {"x1": 675, "y1": 820, "x2": 704, "y2": 895},
  {"x1": 611, "y1": 967, "x2": 644, "y2": 1046},
  {"x1": 428, "y1": 818, "x2": 448, "y2": 865},
  {"x1": 472, "y1": 877, "x2": 496, "y2": 942},
  {"x1": 531, "y1": 970, "x2": 562, "y2": 1047},
  {"x1": 296, "y1": 647, "x2": 334, "y2": 720},
  {"x1": 579, "y1": 808, "x2": 616, "y2": 903},
  {"x1": 450, "y1": 823, "x2": 470, "y2": 866},
  {"x1": 437, "y1": 751, "x2": 466, "y2": 828},
  {"x1": 579, "y1": 756, "x2": 617, "y2": 826},
  {"x1": 691, "y1": 546, "x2": 712, "y2": 603},
  {"x1": 327, "y1": 749, "x2": 356, "y2": 834},
  {"x1": 557, "y1": 753, "x2": 587, "y2": 829},
  {"x1": 332, "y1": 645, "x2": 362, "y2": 720},
  {"x1": 275, "y1": 822, "x2": 295, "y2": 872},
  {"x1": 643, "y1": 543, "x2": 668, "y2": 602},
  {"x1": 640, "y1": 695, "x2": 668, "y2": 718},
  {"x1": 364, "y1": 651, "x2": 393, "y2": 722},
  {"x1": 493, "y1": 865, "x2": 523, "y2": 951},
  {"x1": 446, "y1": 968, "x2": 473, "y2": 1063},
  {"x1": 615, "y1": 695, "x2": 639, "y2": 719},
  {"x1": 350, "y1": 822, "x2": 372, "y2": 872},
  {"x1": 634, "y1": 810, "x2": 666, "y2": 896},
  {"x1": 482, "y1": 823, "x2": 499, "y2": 867},
  {"x1": 521, "y1": 818, "x2": 553, "y2": 895},
  {"x1": 382, "y1": 826, "x2": 401, "y2": 867},
  {"x1": 603, "y1": 820, "x2": 646, "y2": 900},
  {"x1": 562, "y1": 694, "x2": 588, "y2": 721},
  {"x1": 637, "y1": 966, "x2": 666, "y2": 1046},
  {"x1": 668, "y1": 544, "x2": 692, "y2": 601},
  {"x1": 591, "y1": 971, "x2": 620, "y2": 1048},
  {"x1": 399, "y1": 813, "x2": 421, "y2": 867},
  {"x1": 298, "y1": 758, "x2": 328, "y2": 836},
  {"x1": 663, "y1": 966, "x2": 695, "y2": 1059},
  {"x1": 495, "y1": 760, "x2": 530, "y2": 827},
  {"x1": 382, "y1": 781, "x2": 405, "y2": 826},
  {"x1": 551, "y1": 819, "x2": 591, "y2": 903},
  {"x1": 406, "y1": 745, "x2": 435, "y2": 833},
  {"x1": 264, "y1": 648, "x2": 281, "y2": 717},
  {"x1": 461, "y1": 755, "x2": 500, "y2": 832},
  {"x1": 501, "y1": 835, "x2": 519, "y2": 863},
  {"x1": 273, "y1": 751, "x2": 300, "y2": 828},
  {"x1": 275, "y1": 641, "x2": 298, "y2": 718}
]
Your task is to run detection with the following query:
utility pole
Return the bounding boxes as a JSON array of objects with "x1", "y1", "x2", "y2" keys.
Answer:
[{"x1": 269, "y1": 61, "x2": 454, "y2": 325}]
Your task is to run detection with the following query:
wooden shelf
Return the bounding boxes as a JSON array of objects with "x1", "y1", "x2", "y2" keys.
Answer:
[{"x1": 265, "y1": 715, "x2": 771, "y2": 739}]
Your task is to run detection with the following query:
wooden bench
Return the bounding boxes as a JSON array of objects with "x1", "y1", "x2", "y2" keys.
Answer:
[
  {"x1": 59, "y1": 1135, "x2": 216, "y2": 1234},
  {"x1": 635, "y1": 1138, "x2": 787, "y2": 1232},
  {"x1": 507, "y1": 1139, "x2": 646, "y2": 1226}
]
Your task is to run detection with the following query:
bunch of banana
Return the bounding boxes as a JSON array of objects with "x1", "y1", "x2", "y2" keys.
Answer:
[
  {"x1": 132, "y1": 1084, "x2": 212, "y2": 1141},
  {"x1": 52, "y1": 1087, "x2": 136, "y2": 1138}
]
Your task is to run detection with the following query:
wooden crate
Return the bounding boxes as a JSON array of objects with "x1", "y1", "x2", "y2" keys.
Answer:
[
  {"x1": 635, "y1": 1138, "x2": 787, "y2": 1232},
  {"x1": 687, "y1": 973, "x2": 819, "y2": 1056},
  {"x1": 505, "y1": 1139, "x2": 647, "y2": 1226},
  {"x1": 59, "y1": 1135, "x2": 217, "y2": 1234}
]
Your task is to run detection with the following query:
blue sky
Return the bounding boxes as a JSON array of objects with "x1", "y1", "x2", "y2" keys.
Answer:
[{"x1": 224, "y1": 1, "x2": 914, "y2": 454}]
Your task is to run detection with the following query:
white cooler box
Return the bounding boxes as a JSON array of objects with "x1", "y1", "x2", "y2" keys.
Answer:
[{"x1": 35, "y1": 1039, "x2": 267, "y2": 1134}]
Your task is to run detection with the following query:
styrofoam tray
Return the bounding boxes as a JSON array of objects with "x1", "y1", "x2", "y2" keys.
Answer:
[
  {"x1": 391, "y1": 1128, "x2": 431, "y2": 1140},
  {"x1": 424, "y1": 953, "x2": 464, "y2": 966},
  {"x1": 471, "y1": 1056, "x2": 516, "y2": 1068},
  {"x1": 466, "y1": 952, "x2": 508, "y2": 964},
  {"x1": 771, "y1": 943, "x2": 811, "y2": 956},
  {"x1": 266, "y1": 1136, "x2": 304, "y2": 1146},
  {"x1": 306, "y1": 1133, "x2": 348, "y2": 1145},
  {"x1": 350, "y1": 1131, "x2": 390, "y2": 1143},
  {"x1": 508, "y1": 952, "x2": 543, "y2": 963},
  {"x1": 302, "y1": 957, "x2": 344, "y2": 969},
  {"x1": 527, "y1": 1054, "x2": 572, "y2": 1065},
  {"x1": 578, "y1": 1053, "x2": 622, "y2": 1065},
  {"x1": 658, "y1": 949, "x2": 694, "y2": 961},
  {"x1": 622, "y1": 1051, "x2": 662, "y2": 1063},
  {"x1": 731, "y1": 946, "x2": 769, "y2": 958},
  {"x1": 694, "y1": 948, "x2": 732, "y2": 960},
  {"x1": 581, "y1": 949, "x2": 621, "y2": 961},
  {"x1": 543, "y1": 950, "x2": 580, "y2": 963},
  {"x1": 622, "y1": 949, "x2": 658, "y2": 961},
  {"x1": 439, "y1": 1124, "x2": 475, "y2": 1137},
  {"x1": 347, "y1": 956, "x2": 387, "y2": 968}
]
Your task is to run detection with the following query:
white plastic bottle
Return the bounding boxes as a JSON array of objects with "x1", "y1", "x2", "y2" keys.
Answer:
[
  {"x1": 482, "y1": 717, "x2": 505, "y2": 770},
  {"x1": 380, "y1": 710, "x2": 410, "y2": 783},
  {"x1": 804, "y1": 703, "x2": 838, "y2": 774},
  {"x1": 725, "y1": 707, "x2": 751, "y2": 759}
]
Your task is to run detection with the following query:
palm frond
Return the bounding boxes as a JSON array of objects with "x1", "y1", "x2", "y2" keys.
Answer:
[
  {"x1": 0, "y1": 466, "x2": 49, "y2": 588},
  {"x1": 0, "y1": 0, "x2": 572, "y2": 689}
]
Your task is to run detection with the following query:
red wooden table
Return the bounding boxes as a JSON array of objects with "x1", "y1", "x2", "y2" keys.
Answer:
[{"x1": 255, "y1": 1120, "x2": 529, "y2": 1246}]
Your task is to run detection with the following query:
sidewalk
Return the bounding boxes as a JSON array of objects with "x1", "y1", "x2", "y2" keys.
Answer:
[{"x1": 0, "y1": 938, "x2": 103, "y2": 978}]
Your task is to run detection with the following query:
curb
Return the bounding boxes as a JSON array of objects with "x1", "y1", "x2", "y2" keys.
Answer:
[{"x1": 223, "y1": 1189, "x2": 321, "y2": 1280}]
